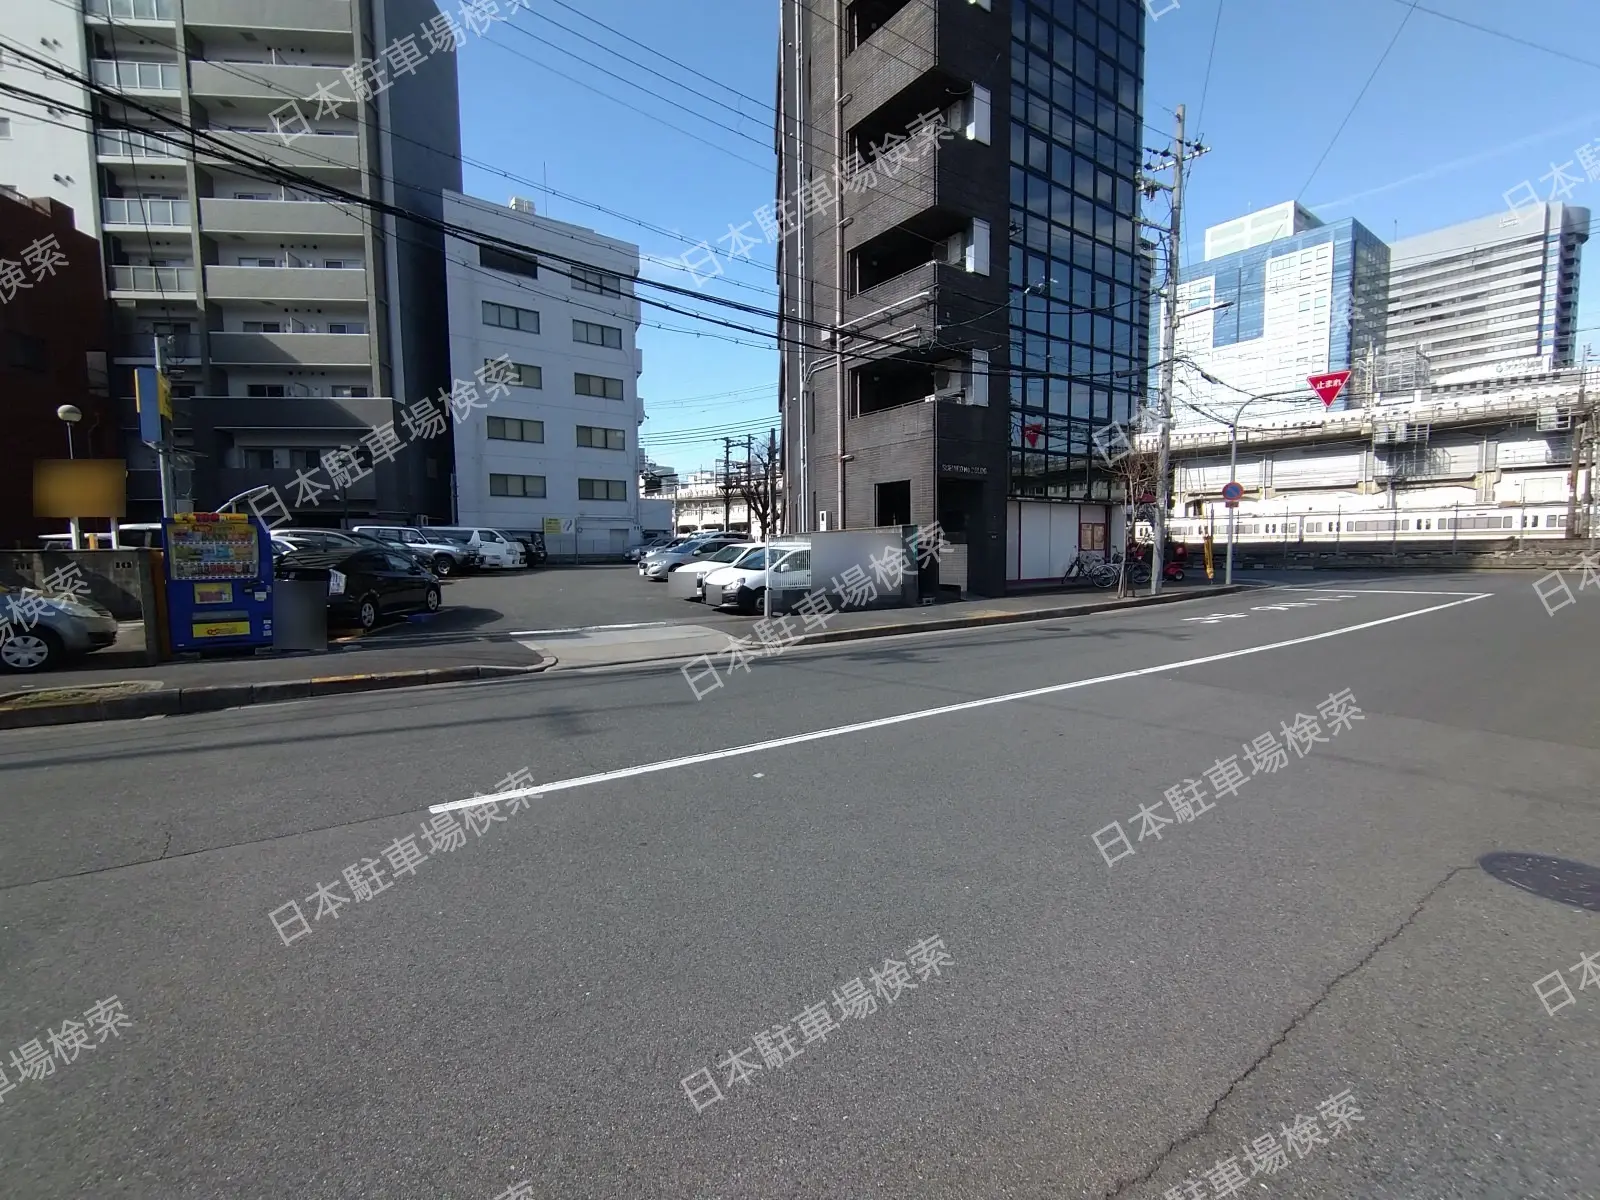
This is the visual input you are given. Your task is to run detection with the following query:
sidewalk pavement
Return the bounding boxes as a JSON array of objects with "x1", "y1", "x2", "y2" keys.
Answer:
[{"x1": 0, "y1": 582, "x2": 1250, "y2": 729}]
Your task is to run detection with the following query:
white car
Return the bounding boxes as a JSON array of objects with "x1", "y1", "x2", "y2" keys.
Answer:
[
  {"x1": 424, "y1": 526, "x2": 526, "y2": 569},
  {"x1": 702, "y1": 547, "x2": 810, "y2": 613},
  {"x1": 675, "y1": 542, "x2": 763, "y2": 600}
]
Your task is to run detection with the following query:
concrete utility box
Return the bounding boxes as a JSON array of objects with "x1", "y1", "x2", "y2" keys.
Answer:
[{"x1": 272, "y1": 577, "x2": 328, "y2": 651}]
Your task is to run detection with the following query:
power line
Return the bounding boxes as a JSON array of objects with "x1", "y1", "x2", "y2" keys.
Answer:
[
  {"x1": 1295, "y1": 1, "x2": 1419, "y2": 201},
  {"x1": 1379, "y1": 0, "x2": 1600, "y2": 72}
]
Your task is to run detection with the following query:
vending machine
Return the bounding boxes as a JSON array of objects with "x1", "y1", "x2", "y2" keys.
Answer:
[{"x1": 161, "y1": 513, "x2": 274, "y2": 652}]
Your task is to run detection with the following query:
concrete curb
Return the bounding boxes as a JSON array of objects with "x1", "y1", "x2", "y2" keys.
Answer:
[
  {"x1": 0, "y1": 658, "x2": 554, "y2": 731},
  {"x1": 796, "y1": 584, "x2": 1252, "y2": 646}
]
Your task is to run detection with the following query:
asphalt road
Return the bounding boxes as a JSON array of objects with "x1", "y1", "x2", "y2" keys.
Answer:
[{"x1": 1, "y1": 571, "x2": 1597, "y2": 1200}]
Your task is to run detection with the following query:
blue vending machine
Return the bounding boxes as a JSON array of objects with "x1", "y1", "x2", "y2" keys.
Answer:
[{"x1": 162, "y1": 513, "x2": 274, "y2": 652}]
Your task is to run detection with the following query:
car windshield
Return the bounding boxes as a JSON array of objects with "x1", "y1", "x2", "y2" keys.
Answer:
[
  {"x1": 736, "y1": 549, "x2": 770, "y2": 570},
  {"x1": 708, "y1": 544, "x2": 750, "y2": 563}
]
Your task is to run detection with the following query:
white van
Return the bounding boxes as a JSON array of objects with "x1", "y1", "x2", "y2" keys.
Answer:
[{"x1": 422, "y1": 527, "x2": 525, "y2": 569}]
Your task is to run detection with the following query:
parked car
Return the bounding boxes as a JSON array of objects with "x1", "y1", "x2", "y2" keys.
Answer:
[
  {"x1": 422, "y1": 526, "x2": 525, "y2": 569},
  {"x1": 274, "y1": 528, "x2": 434, "y2": 572},
  {"x1": 0, "y1": 584, "x2": 119, "y2": 673},
  {"x1": 703, "y1": 547, "x2": 811, "y2": 613},
  {"x1": 514, "y1": 532, "x2": 548, "y2": 566},
  {"x1": 275, "y1": 546, "x2": 443, "y2": 631},
  {"x1": 626, "y1": 535, "x2": 675, "y2": 563},
  {"x1": 638, "y1": 533, "x2": 747, "y2": 581},
  {"x1": 676, "y1": 542, "x2": 763, "y2": 600},
  {"x1": 350, "y1": 526, "x2": 481, "y2": 576}
]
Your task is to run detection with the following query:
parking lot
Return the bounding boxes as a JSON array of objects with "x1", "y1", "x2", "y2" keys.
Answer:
[{"x1": 371, "y1": 562, "x2": 764, "y2": 641}]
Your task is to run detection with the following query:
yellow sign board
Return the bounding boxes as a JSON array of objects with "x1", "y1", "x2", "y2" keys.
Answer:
[
  {"x1": 542, "y1": 517, "x2": 563, "y2": 535},
  {"x1": 193, "y1": 620, "x2": 250, "y2": 639}
]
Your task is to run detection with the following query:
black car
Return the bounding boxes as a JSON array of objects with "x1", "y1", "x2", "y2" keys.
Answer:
[
  {"x1": 275, "y1": 546, "x2": 443, "y2": 631},
  {"x1": 273, "y1": 527, "x2": 434, "y2": 571},
  {"x1": 515, "y1": 532, "x2": 548, "y2": 566}
]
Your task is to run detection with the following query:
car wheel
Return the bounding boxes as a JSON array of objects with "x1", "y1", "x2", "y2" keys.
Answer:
[
  {"x1": 358, "y1": 595, "x2": 381, "y2": 631},
  {"x1": 424, "y1": 584, "x2": 442, "y2": 613},
  {"x1": 0, "y1": 627, "x2": 65, "y2": 673},
  {"x1": 745, "y1": 587, "x2": 767, "y2": 616},
  {"x1": 433, "y1": 553, "x2": 456, "y2": 577}
]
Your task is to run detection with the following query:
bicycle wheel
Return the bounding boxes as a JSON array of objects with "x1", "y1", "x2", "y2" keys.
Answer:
[
  {"x1": 1129, "y1": 563, "x2": 1151, "y2": 585},
  {"x1": 1092, "y1": 563, "x2": 1117, "y2": 588}
]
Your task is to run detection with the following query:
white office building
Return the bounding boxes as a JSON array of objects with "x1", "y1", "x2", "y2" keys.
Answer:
[
  {"x1": 1385, "y1": 202, "x2": 1589, "y2": 386},
  {"x1": 443, "y1": 191, "x2": 645, "y2": 557}
]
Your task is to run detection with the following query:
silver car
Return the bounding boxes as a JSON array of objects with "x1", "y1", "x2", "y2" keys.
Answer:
[
  {"x1": 0, "y1": 585, "x2": 120, "y2": 673},
  {"x1": 639, "y1": 534, "x2": 746, "y2": 581}
]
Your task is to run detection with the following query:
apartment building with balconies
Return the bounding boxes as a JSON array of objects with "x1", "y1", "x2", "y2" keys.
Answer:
[
  {"x1": 777, "y1": 0, "x2": 1148, "y2": 595},
  {"x1": 0, "y1": 0, "x2": 462, "y2": 523}
]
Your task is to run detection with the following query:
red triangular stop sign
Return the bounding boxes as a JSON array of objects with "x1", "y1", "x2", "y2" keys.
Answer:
[{"x1": 1307, "y1": 370, "x2": 1352, "y2": 408}]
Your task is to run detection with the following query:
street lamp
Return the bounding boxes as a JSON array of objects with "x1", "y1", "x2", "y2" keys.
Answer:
[{"x1": 56, "y1": 404, "x2": 82, "y2": 550}]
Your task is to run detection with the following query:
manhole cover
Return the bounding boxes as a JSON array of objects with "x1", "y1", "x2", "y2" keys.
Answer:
[
  {"x1": 0, "y1": 680, "x2": 165, "y2": 710},
  {"x1": 1478, "y1": 853, "x2": 1600, "y2": 913}
]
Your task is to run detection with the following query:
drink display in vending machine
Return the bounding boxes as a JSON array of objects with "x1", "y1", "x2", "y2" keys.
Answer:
[{"x1": 161, "y1": 513, "x2": 274, "y2": 652}]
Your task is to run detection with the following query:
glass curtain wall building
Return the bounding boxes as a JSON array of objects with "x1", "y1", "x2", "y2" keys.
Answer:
[
  {"x1": 1007, "y1": 0, "x2": 1148, "y2": 513},
  {"x1": 777, "y1": 0, "x2": 1147, "y2": 592},
  {"x1": 1160, "y1": 216, "x2": 1389, "y2": 432}
]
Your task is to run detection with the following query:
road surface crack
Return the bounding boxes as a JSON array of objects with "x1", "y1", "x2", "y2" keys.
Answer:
[{"x1": 1100, "y1": 863, "x2": 1475, "y2": 1200}]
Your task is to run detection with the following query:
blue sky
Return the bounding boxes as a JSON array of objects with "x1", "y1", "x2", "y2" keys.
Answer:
[{"x1": 453, "y1": 0, "x2": 1600, "y2": 476}]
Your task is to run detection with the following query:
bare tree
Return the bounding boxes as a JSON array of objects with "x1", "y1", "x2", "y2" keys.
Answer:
[
  {"x1": 734, "y1": 444, "x2": 784, "y2": 540},
  {"x1": 1098, "y1": 416, "x2": 1163, "y2": 598}
]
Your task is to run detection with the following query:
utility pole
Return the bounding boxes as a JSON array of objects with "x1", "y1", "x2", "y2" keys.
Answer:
[
  {"x1": 744, "y1": 433, "x2": 755, "y2": 536},
  {"x1": 722, "y1": 437, "x2": 733, "y2": 530},
  {"x1": 767, "y1": 427, "x2": 778, "y2": 541},
  {"x1": 153, "y1": 334, "x2": 177, "y2": 518},
  {"x1": 1139, "y1": 105, "x2": 1205, "y2": 596},
  {"x1": 1566, "y1": 349, "x2": 1592, "y2": 539}
]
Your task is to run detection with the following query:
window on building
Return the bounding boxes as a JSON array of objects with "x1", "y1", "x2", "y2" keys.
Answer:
[
  {"x1": 578, "y1": 477, "x2": 627, "y2": 501},
  {"x1": 574, "y1": 372, "x2": 623, "y2": 399},
  {"x1": 240, "y1": 257, "x2": 279, "y2": 267},
  {"x1": 487, "y1": 416, "x2": 544, "y2": 442},
  {"x1": 243, "y1": 321, "x2": 283, "y2": 333},
  {"x1": 576, "y1": 424, "x2": 625, "y2": 450},
  {"x1": 571, "y1": 265, "x2": 623, "y2": 295},
  {"x1": 479, "y1": 244, "x2": 539, "y2": 280},
  {"x1": 489, "y1": 473, "x2": 546, "y2": 498},
  {"x1": 0, "y1": 118, "x2": 11, "y2": 139},
  {"x1": 247, "y1": 384, "x2": 287, "y2": 397},
  {"x1": 572, "y1": 319, "x2": 623, "y2": 348},
  {"x1": 288, "y1": 448, "x2": 324, "y2": 470},
  {"x1": 330, "y1": 385, "x2": 370, "y2": 397},
  {"x1": 238, "y1": 447, "x2": 277, "y2": 470},
  {"x1": 322, "y1": 259, "x2": 351, "y2": 269},
  {"x1": 489, "y1": 358, "x2": 541, "y2": 388},
  {"x1": 326, "y1": 322, "x2": 364, "y2": 334},
  {"x1": 482, "y1": 300, "x2": 540, "y2": 333}
]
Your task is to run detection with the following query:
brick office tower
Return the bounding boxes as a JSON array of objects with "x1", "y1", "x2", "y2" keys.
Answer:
[
  {"x1": 0, "y1": 192, "x2": 114, "y2": 549},
  {"x1": 777, "y1": 0, "x2": 1150, "y2": 594}
]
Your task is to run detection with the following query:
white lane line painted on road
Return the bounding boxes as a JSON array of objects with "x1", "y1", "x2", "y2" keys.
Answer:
[
  {"x1": 430, "y1": 592, "x2": 1492, "y2": 815},
  {"x1": 1279, "y1": 587, "x2": 1489, "y2": 596},
  {"x1": 505, "y1": 621, "x2": 677, "y2": 636}
]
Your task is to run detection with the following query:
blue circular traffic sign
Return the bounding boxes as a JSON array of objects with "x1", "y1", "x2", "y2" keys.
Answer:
[{"x1": 1221, "y1": 481, "x2": 1244, "y2": 502}]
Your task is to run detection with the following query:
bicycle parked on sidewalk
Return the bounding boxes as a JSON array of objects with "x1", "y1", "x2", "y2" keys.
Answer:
[{"x1": 1062, "y1": 553, "x2": 1118, "y2": 589}]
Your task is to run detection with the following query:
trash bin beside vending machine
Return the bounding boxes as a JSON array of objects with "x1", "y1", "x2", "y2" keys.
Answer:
[
  {"x1": 270, "y1": 569, "x2": 330, "y2": 652},
  {"x1": 160, "y1": 513, "x2": 275, "y2": 653}
]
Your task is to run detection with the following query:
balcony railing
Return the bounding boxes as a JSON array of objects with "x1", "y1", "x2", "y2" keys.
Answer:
[
  {"x1": 92, "y1": 59, "x2": 182, "y2": 92},
  {"x1": 110, "y1": 265, "x2": 195, "y2": 292},
  {"x1": 86, "y1": 0, "x2": 176, "y2": 17},
  {"x1": 103, "y1": 197, "x2": 190, "y2": 226},
  {"x1": 115, "y1": 333, "x2": 201, "y2": 359},
  {"x1": 97, "y1": 128, "x2": 187, "y2": 159}
]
